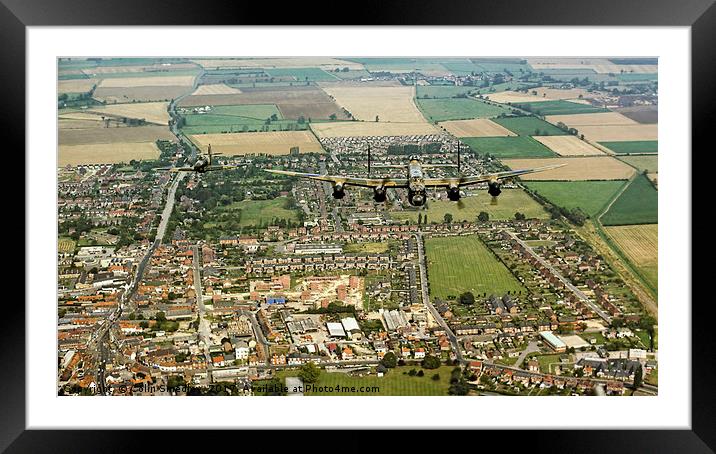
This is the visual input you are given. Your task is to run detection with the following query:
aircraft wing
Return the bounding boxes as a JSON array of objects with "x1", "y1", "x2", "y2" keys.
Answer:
[
  {"x1": 205, "y1": 165, "x2": 243, "y2": 171},
  {"x1": 423, "y1": 164, "x2": 565, "y2": 187},
  {"x1": 265, "y1": 169, "x2": 408, "y2": 188},
  {"x1": 155, "y1": 167, "x2": 194, "y2": 173}
]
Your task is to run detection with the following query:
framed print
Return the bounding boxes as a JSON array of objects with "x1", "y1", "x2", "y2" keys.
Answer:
[{"x1": 7, "y1": 0, "x2": 714, "y2": 451}]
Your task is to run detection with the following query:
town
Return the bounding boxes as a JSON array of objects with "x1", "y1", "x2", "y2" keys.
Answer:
[{"x1": 58, "y1": 57, "x2": 658, "y2": 396}]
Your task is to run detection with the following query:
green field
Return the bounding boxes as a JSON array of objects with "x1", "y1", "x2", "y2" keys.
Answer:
[
  {"x1": 332, "y1": 69, "x2": 372, "y2": 80},
  {"x1": 599, "y1": 140, "x2": 658, "y2": 154},
  {"x1": 601, "y1": 175, "x2": 658, "y2": 225},
  {"x1": 180, "y1": 104, "x2": 310, "y2": 134},
  {"x1": 461, "y1": 136, "x2": 556, "y2": 158},
  {"x1": 425, "y1": 235, "x2": 525, "y2": 299},
  {"x1": 391, "y1": 189, "x2": 549, "y2": 224},
  {"x1": 217, "y1": 197, "x2": 300, "y2": 228},
  {"x1": 492, "y1": 116, "x2": 568, "y2": 136},
  {"x1": 263, "y1": 67, "x2": 338, "y2": 81},
  {"x1": 513, "y1": 100, "x2": 609, "y2": 116},
  {"x1": 618, "y1": 155, "x2": 658, "y2": 173},
  {"x1": 274, "y1": 365, "x2": 456, "y2": 396},
  {"x1": 474, "y1": 81, "x2": 533, "y2": 95},
  {"x1": 616, "y1": 73, "x2": 658, "y2": 82},
  {"x1": 416, "y1": 98, "x2": 511, "y2": 122},
  {"x1": 416, "y1": 85, "x2": 477, "y2": 99},
  {"x1": 343, "y1": 242, "x2": 390, "y2": 254},
  {"x1": 524, "y1": 180, "x2": 628, "y2": 216}
]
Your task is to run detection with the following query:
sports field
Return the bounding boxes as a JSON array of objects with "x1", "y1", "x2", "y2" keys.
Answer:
[
  {"x1": 189, "y1": 131, "x2": 323, "y2": 155},
  {"x1": 604, "y1": 224, "x2": 658, "y2": 289},
  {"x1": 598, "y1": 141, "x2": 658, "y2": 154},
  {"x1": 320, "y1": 85, "x2": 426, "y2": 122},
  {"x1": 524, "y1": 180, "x2": 627, "y2": 216},
  {"x1": 425, "y1": 235, "x2": 525, "y2": 300},
  {"x1": 513, "y1": 100, "x2": 608, "y2": 116},
  {"x1": 223, "y1": 197, "x2": 301, "y2": 228},
  {"x1": 274, "y1": 365, "x2": 456, "y2": 396},
  {"x1": 310, "y1": 121, "x2": 439, "y2": 138},
  {"x1": 416, "y1": 97, "x2": 511, "y2": 122},
  {"x1": 601, "y1": 174, "x2": 658, "y2": 225},
  {"x1": 491, "y1": 116, "x2": 568, "y2": 136},
  {"x1": 391, "y1": 189, "x2": 549, "y2": 224},
  {"x1": 532, "y1": 135, "x2": 605, "y2": 156},
  {"x1": 58, "y1": 142, "x2": 160, "y2": 166},
  {"x1": 502, "y1": 156, "x2": 635, "y2": 181},
  {"x1": 438, "y1": 118, "x2": 516, "y2": 137},
  {"x1": 461, "y1": 136, "x2": 556, "y2": 158}
]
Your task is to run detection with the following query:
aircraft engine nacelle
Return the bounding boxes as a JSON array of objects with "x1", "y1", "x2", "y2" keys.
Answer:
[
  {"x1": 332, "y1": 183, "x2": 346, "y2": 199},
  {"x1": 488, "y1": 180, "x2": 502, "y2": 197},
  {"x1": 447, "y1": 185, "x2": 461, "y2": 201},
  {"x1": 408, "y1": 190, "x2": 427, "y2": 207},
  {"x1": 373, "y1": 186, "x2": 387, "y2": 203}
]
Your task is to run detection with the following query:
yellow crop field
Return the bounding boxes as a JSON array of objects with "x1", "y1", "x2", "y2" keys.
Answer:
[
  {"x1": 58, "y1": 142, "x2": 161, "y2": 166},
  {"x1": 503, "y1": 156, "x2": 635, "y2": 180},
  {"x1": 189, "y1": 131, "x2": 323, "y2": 155},
  {"x1": 546, "y1": 112, "x2": 639, "y2": 126},
  {"x1": 78, "y1": 102, "x2": 171, "y2": 125},
  {"x1": 568, "y1": 124, "x2": 658, "y2": 142},
  {"x1": 58, "y1": 79, "x2": 97, "y2": 94},
  {"x1": 438, "y1": 118, "x2": 516, "y2": 137},
  {"x1": 532, "y1": 135, "x2": 605, "y2": 156},
  {"x1": 310, "y1": 121, "x2": 439, "y2": 138},
  {"x1": 192, "y1": 84, "x2": 242, "y2": 95},
  {"x1": 58, "y1": 238, "x2": 76, "y2": 253},
  {"x1": 98, "y1": 75, "x2": 196, "y2": 88},
  {"x1": 605, "y1": 224, "x2": 658, "y2": 288},
  {"x1": 319, "y1": 85, "x2": 426, "y2": 123}
]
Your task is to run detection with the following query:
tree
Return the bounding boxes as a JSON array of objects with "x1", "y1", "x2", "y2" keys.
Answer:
[
  {"x1": 431, "y1": 373, "x2": 441, "y2": 381},
  {"x1": 477, "y1": 211, "x2": 490, "y2": 222},
  {"x1": 298, "y1": 362, "x2": 320, "y2": 384},
  {"x1": 443, "y1": 213, "x2": 453, "y2": 224},
  {"x1": 633, "y1": 365, "x2": 643, "y2": 388},
  {"x1": 381, "y1": 351, "x2": 397, "y2": 368},
  {"x1": 421, "y1": 354, "x2": 441, "y2": 370},
  {"x1": 459, "y1": 292, "x2": 475, "y2": 306}
]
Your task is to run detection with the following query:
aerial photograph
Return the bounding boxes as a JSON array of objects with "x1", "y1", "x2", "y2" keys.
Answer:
[{"x1": 57, "y1": 56, "x2": 658, "y2": 396}]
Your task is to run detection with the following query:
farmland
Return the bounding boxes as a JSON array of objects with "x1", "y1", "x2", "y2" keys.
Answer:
[
  {"x1": 438, "y1": 118, "x2": 516, "y2": 137},
  {"x1": 319, "y1": 85, "x2": 426, "y2": 122},
  {"x1": 513, "y1": 100, "x2": 608, "y2": 116},
  {"x1": 58, "y1": 79, "x2": 97, "y2": 94},
  {"x1": 484, "y1": 87, "x2": 591, "y2": 104},
  {"x1": 416, "y1": 85, "x2": 477, "y2": 98},
  {"x1": 604, "y1": 224, "x2": 658, "y2": 289},
  {"x1": 191, "y1": 57, "x2": 364, "y2": 70},
  {"x1": 546, "y1": 112, "x2": 638, "y2": 126},
  {"x1": 502, "y1": 156, "x2": 635, "y2": 181},
  {"x1": 598, "y1": 141, "x2": 658, "y2": 154},
  {"x1": 491, "y1": 116, "x2": 568, "y2": 136},
  {"x1": 618, "y1": 155, "x2": 658, "y2": 173},
  {"x1": 60, "y1": 102, "x2": 171, "y2": 126},
  {"x1": 615, "y1": 106, "x2": 658, "y2": 124},
  {"x1": 532, "y1": 135, "x2": 605, "y2": 156},
  {"x1": 191, "y1": 84, "x2": 242, "y2": 95},
  {"x1": 461, "y1": 136, "x2": 556, "y2": 158},
  {"x1": 59, "y1": 126, "x2": 174, "y2": 146},
  {"x1": 178, "y1": 85, "x2": 349, "y2": 121},
  {"x1": 93, "y1": 86, "x2": 190, "y2": 103},
  {"x1": 601, "y1": 174, "x2": 658, "y2": 225},
  {"x1": 189, "y1": 131, "x2": 323, "y2": 155},
  {"x1": 524, "y1": 180, "x2": 627, "y2": 216},
  {"x1": 263, "y1": 67, "x2": 339, "y2": 81},
  {"x1": 425, "y1": 235, "x2": 525, "y2": 300},
  {"x1": 179, "y1": 104, "x2": 310, "y2": 134},
  {"x1": 97, "y1": 75, "x2": 196, "y2": 88},
  {"x1": 391, "y1": 189, "x2": 549, "y2": 224},
  {"x1": 58, "y1": 238, "x2": 76, "y2": 253},
  {"x1": 416, "y1": 97, "x2": 511, "y2": 122},
  {"x1": 573, "y1": 124, "x2": 658, "y2": 142},
  {"x1": 310, "y1": 121, "x2": 439, "y2": 138},
  {"x1": 59, "y1": 142, "x2": 161, "y2": 166}
]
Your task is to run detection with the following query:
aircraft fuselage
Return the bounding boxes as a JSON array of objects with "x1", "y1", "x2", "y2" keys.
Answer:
[{"x1": 407, "y1": 157, "x2": 427, "y2": 206}]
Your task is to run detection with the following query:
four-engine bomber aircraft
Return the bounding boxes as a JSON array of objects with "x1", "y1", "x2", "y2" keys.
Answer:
[
  {"x1": 265, "y1": 144, "x2": 564, "y2": 206},
  {"x1": 157, "y1": 144, "x2": 240, "y2": 173}
]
